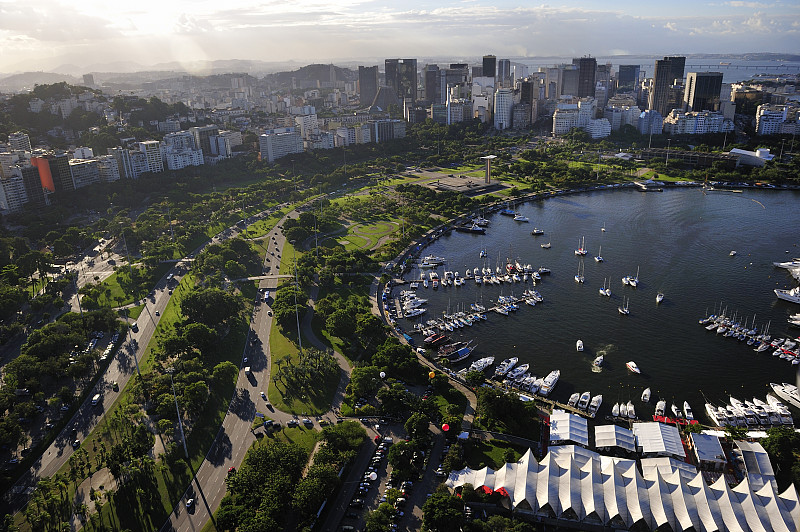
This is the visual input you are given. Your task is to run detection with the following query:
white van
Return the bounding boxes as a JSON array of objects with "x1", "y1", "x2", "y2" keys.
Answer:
[{"x1": 91, "y1": 393, "x2": 101, "y2": 406}]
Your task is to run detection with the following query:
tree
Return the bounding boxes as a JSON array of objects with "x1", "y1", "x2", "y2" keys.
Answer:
[
  {"x1": 422, "y1": 492, "x2": 466, "y2": 532},
  {"x1": 761, "y1": 426, "x2": 800, "y2": 490},
  {"x1": 326, "y1": 308, "x2": 355, "y2": 338},
  {"x1": 404, "y1": 412, "x2": 430, "y2": 444},
  {"x1": 181, "y1": 381, "x2": 210, "y2": 416},
  {"x1": 180, "y1": 288, "x2": 242, "y2": 328},
  {"x1": 349, "y1": 366, "x2": 382, "y2": 398},
  {"x1": 464, "y1": 370, "x2": 485, "y2": 388}
]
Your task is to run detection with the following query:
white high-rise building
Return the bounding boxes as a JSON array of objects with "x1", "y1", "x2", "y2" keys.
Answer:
[
  {"x1": 493, "y1": 88, "x2": 513, "y2": 130},
  {"x1": 8, "y1": 132, "x2": 32, "y2": 152},
  {"x1": 663, "y1": 110, "x2": 733, "y2": 135},
  {"x1": 138, "y1": 141, "x2": 164, "y2": 174},
  {"x1": 295, "y1": 114, "x2": 320, "y2": 139},
  {"x1": 96, "y1": 155, "x2": 121, "y2": 182},
  {"x1": 577, "y1": 97, "x2": 596, "y2": 128},
  {"x1": 73, "y1": 146, "x2": 94, "y2": 159},
  {"x1": 68, "y1": 159, "x2": 100, "y2": 188},
  {"x1": 0, "y1": 174, "x2": 28, "y2": 213},
  {"x1": 638, "y1": 110, "x2": 664, "y2": 135},
  {"x1": 259, "y1": 128, "x2": 304, "y2": 163},
  {"x1": 755, "y1": 103, "x2": 799, "y2": 135},
  {"x1": 585, "y1": 118, "x2": 611, "y2": 139},
  {"x1": 552, "y1": 108, "x2": 579, "y2": 135}
]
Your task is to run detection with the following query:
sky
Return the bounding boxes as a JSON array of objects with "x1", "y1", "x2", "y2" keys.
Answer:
[{"x1": 0, "y1": 0, "x2": 798, "y2": 73}]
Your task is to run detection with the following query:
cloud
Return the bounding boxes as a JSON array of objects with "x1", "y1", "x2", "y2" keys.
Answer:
[
  {"x1": 725, "y1": 1, "x2": 775, "y2": 7},
  {"x1": 174, "y1": 14, "x2": 214, "y2": 34}
]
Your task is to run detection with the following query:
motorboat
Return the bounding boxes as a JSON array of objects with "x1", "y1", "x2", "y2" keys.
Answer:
[
  {"x1": 730, "y1": 250, "x2": 737, "y2": 256},
  {"x1": 507, "y1": 363, "x2": 530, "y2": 381},
  {"x1": 611, "y1": 403, "x2": 620, "y2": 417},
  {"x1": 530, "y1": 228, "x2": 544, "y2": 235},
  {"x1": 619, "y1": 402, "x2": 628, "y2": 417},
  {"x1": 576, "y1": 340, "x2": 584, "y2": 352},
  {"x1": 455, "y1": 223, "x2": 486, "y2": 234},
  {"x1": 404, "y1": 308, "x2": 426, "y2": 318},
  {"x1": 568, "y1": 393, "x2": 580, "y2": 407},
  {"x1": 594, "y1": 245, "x2": 603, "y2": 263},
  {"x1": 626, "y1": 361, "x2": 641, "y2": 374},
  {"x1": 774, "y1": 286, "x2": 800, "y2": 304},
  {"x1": 671, "y1": 404, "x2": 682, "y2": 418},
  {"x1": 539, "y1": 370, "x2": 560, "y2": 396},
  {"x1": 641, "y1": 387, "x2": 651, "y2": 403},
  {"x1": 494, "y1": 357, "x2": 519, "y2": 378},
  {"x1": 705, "y1": 403, "x2": 722, "y2": 426},
  {"x1": 468, "y1": 356, "x2": 495, "y2": 372},
  {"x1": 577, "y1": 391, "x2": 591, "y2": 410},
  {"x1": 575, "y1": 236, "x2": 587, "y2": 256},
  {"x1": 683, "y1": 401, "x2": 694, "y2": 421},
  {"x1": 513, "y1": 214, "x2": 529, "y2": 222},
  {"x1": 540, "y1": 242, "x2": 551, "y2": 249},
  {"x1": 655, "y1": 400, "x2": 666, "y2": 417},
  {"x1": 424, "y1": 333, "x2": 449, "y2": 345},
  {"x1": 656, "y1": 292, "x2": 665, "y2": 304},
  {"x1": 588, "y1": 395, "x2": 603, "y2": 418},
  {"x1": 626, "y1": 400, "x2": 635, "y2": 419},
  {"x1": 592, "y1": 355, "x2": 603, "y2": 367},
  {"x1": 770, "y1": 382, "x2": 800, "y2": 409}
]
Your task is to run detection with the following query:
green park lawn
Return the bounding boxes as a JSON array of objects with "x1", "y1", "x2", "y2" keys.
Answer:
[
  {"x1": 99, "y1": 262, "x2": 173, "y2": 306},
  {"x1": 462, "y1": 439, "x2": 528, "y2": 470}
]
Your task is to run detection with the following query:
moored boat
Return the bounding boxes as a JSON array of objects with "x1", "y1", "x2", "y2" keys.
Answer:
[
  {"x1": 626, "y1": 400, "x2": 635, "y2": 419},
  {"x1": 641, "y1": 387, "x2": 651, "y2": 403},
  {"x1": 576, "y1": 339, "x2": 584, "y2": 352},
  {"x1": 588, "y1": 395, "x2": 603, "y2": 417},
  {"x1": 568, "y1": 393, "x2": 580, "y2": 407},
  {"x1": 775, "y1": 286, "x2": 800, "y2": 304},
  {"x1": 626, "y1": 361, "x2": 641, "y2": 374},
  {"x1": 577, "y1": 391, "x2": 591, "y2": 410},
  {"x1": 539, "y1": 370, "x2": 560, "y2": 396},
  {"x1": 494, "y1": 357, "x2": 519, "y2": 378},
  {"x1": 655, "y1": 400, "x2": 666, "y2": 417},
  {"x1": 683, "y1": 401, "x2": 694, "y2": 421}
]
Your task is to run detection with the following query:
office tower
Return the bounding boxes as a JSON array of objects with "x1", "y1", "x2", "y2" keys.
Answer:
[
  {"x1": 82, "y1": 74, "x2": 94, "y2": 86},
  {"x1": 189, "y1": 126, "x2": 219, "y2": 158},
  {"x1": 259, "y1": 128, "x2": 304, "y2": 163},
  {"x1": 684, "y1": 72, "x2": 724, "y2": 112},
  {"x1": 520, "y1": 80, "x2": 536, "y2": 106},
  {"x1": 617, "y1": 65, "x2": 640, "y2": 92},
  {"x1": 139, "y1": 141, "x2": 164, "y2": 174},
  {"x1": 493, "y1": 89, "x2": 513, "y2": 130},
  {"x1": 16, "y1": 164, "x2": 46, "y2": 207},
  {"x1": 358, "y1": 66, "x2": 379, "y2": 107},
  {"x1": 649, "y1": 59, "x2": 675, "y2": 117},
  {"x1": 498, "y1": 59, "x2": 511, "y2": 86},
  {"x1": 8, "y1": 132, "x2": 32, "y2": 152},
  {"x1": 472, "y1": 66, "x2": 483, "y2": 79},
  {"x1": 572, "y1": 57, "x2": 597, "y2": 98},
  {"x1": 31, "y1": 152, "x2": 71, "y2": 193},
  {"x1": 385, "y1": 59, "x2": 417, "y2": 103},
  {"x1": 665, "y1": 56, "x2": 686, "y2": 84},
  {"x1": 425, "y1": 65, "x2": 440, "y2": 103},
  {"x1": 483, "y1": 55, "x2": 496, "y2": 79},
  {"x1": 561, "y1": 66, "x2": 579, "y2": 96}
]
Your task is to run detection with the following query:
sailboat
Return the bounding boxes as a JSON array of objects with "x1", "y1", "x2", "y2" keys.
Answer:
[
  {"x1": 599, "y1": 278, "x2": 611, "y2": 297},
  {"x1": 540, "y1": 242, "x2": 551, "y2": 249},
  {"x1": 601, "y1": 223, "x2": 606, "y2": 232},
  {"x1": 629, "y1": 266, "x2": 640, "y2": 288},
  {"x1": 656, "y1": 292, "x2": 664, "y2": 304},
  {"x1": 575, "y1": 236, "x2": 587, "y2": 256},
  {"x1": 594, "y1": 245, "x2": 604, "y2": 263},
  {"x1": 618, "y1": 297, "x2": 630, "y2": 315},
  {"x1": 575, "y1": 260, "x2": 585, "y2": 283}
]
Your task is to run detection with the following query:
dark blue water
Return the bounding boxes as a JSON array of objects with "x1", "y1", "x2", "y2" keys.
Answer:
[{"x1": 403, "y1": 187, "x2": 800, "y2": 419}]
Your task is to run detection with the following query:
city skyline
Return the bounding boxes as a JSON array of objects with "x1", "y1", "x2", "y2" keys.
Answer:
[{"x1": 1, "y1": 0, "x2": 799, "y2": 73}]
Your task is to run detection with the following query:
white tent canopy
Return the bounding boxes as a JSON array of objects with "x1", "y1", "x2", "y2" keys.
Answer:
[
  {"x1": 595, "y1": 424, "x2": 635, "y2": 452},
  {"x1": 549, "y1": 409, "x2": 588, "y2": 447},
  {"x1": 632, "y1": 422, "x2": 685, "y2": 457},
  {"x1": 447, "y1": 446, "x2": 800, "y2": 531}
]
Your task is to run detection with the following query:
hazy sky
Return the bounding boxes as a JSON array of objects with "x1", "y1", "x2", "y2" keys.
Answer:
[{"x1": 1, "y1": 0, "x2": 798, "y2": 72}]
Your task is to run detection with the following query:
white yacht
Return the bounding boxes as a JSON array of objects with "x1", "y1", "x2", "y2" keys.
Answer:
[
  {"x1": 540, "y1": 242, "x2": 551, "y2": 249},
  {"x1": 507, "y1": 363, "x2": 530, "y2": 381},
  {"x1": 671, "y1": 403, "x2": 682, "y2": 418},
  {"x1": 626, "y1": 361, "x2": 641, "y2": 374},
  {"x1": 469, "y1": 357, "x2": 495, "y2": 372},
  {"x1": 705, "y1": 403, "x2": 722, "y2": 426},
  {"x1": 775, "y1": 286, "x2": 800, "y2": 304},
  {"x1": 568, "y1": 393, "x2": 580, "y2": 407},
  {"x1": 656, "y1": 292, "x2": 665, "y2": 304},
  {"x1": 494, "y1": 357, "x2": 519, "y2": 378},
  {"x1": 655, "y1": 400, "x2": 666, "y2": 417},
  {"x1": 513, "y1": 214, "x2": 529, "y2": 222},
  {"x1": 577, "y1": 391, "x2": 591, "y2": 410},
  {"x1": 593, "y1": 355, "x2": 604, "y2": 367},
  {"x1": 576, "y1": 339, "x2": 584, "y2": 352},
  {"x1": 770, "y1": 382, "x2": 800, "y2": 409},
  {"x1": 588, "y1": 395, "x2": 603, "y2": 417},
  {"x1": 619, "y1": 402, "x2": 628, "y2": 417},
  {"x1": 626, "y1": 400, "x2": 635, "y2": 419},
  {"x1": 539, "y1": 370, "x2": 560, "y2": 396},
  {"x1": 611, "y1": 403, "x2": 620, "y2": 417},
  {"x1": 641, "y1": 387, "x2": 651, "y2": 403},
  {"x1": 683, "y1": 401, "x2": 694, "y2": 421}
]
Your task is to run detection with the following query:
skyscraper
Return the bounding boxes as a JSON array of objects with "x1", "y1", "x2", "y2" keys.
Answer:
[
  {"x1": 649, "y1": 59, "x2": 675, "y2": 117},
  {"x1": 424, "y1": 65, "x2": 440, "y2": 103},
  {"x1": 572, "y1": 57, "x2": 597, "y2": 98},
  {"x1": 8, "y1": 131, "x2": 32, "y2": 152},
  {"x1": 385, "y1": 59, "x2": 418, "y2": 104},
  {"x1": 482, "y1": 55, "x2": 496, "y2": 79},
  {"x1": 358, "y1": 66, "x2": 379, "y2": 107},
  {"x1": 617, "y1": 65, "x2": 640, "y2": 92},
  {"x1": 684, "y1": 72, "x2": 724, "y2": 112},
  {"x1": 493, "y1": 89, "x2": 513, "y2": 130},
  {"x1": 665, "y1": 56, "x2": 686, "y2": 84},
  {"x1": 498, "y1": 59, "x2": 511, "y2": 86}
]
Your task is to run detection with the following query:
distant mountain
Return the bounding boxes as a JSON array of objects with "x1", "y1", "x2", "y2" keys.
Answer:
[
  {"x1": 270, "y1": 64, "x2": 357, "y2": 86},
  {"x1": 0, "y1": 71, "x2": 81, "y2": 92}
]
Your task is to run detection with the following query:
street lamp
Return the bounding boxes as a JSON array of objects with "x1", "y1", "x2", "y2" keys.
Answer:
[
  {"x1": 665, "y1": 138, "x2": 672, "y2": 165},
  {"x1": 289, "y1": 240, "x2": 303, "y2": 352},
  {"x1": 166, "y1": 368, "x2": 189, "y2": 459}
]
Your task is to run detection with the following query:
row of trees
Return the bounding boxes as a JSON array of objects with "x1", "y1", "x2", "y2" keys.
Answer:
[{"x1": 217, "y1": 421, "x2": 366, "y2": 530}]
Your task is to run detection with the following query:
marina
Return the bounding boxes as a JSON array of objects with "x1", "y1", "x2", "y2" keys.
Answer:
[{"x1": 390, "y1": 187, "x2": 800, "y2": 423}]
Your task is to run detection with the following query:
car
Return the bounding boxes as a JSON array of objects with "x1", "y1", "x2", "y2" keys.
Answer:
[
  {"x1": 155, "y1": 310, "x2": 160, "y2": 316},
  {"x1": 72, "y1": 439, "x2": 80, "y2": 448},
  {"x1": 186, "y1": 498, "x2": 194, "y2": 509},
  {"x1": 228, "y1": 466, "x2": 236, "y2": 475},
  {"x1": 45, "y1": 423, "x2": 54, "y2": 430},
  {"x1": 302, "y1": 418, "x2": 312, "y2": 426},
  {"x1": 168, "y1": 289, "x2": 173, "y2": 295},
  {"x1": 260, "y1": 391, "x2": 267, "y2": 400},
  {"x1": 287, "y1": 419, "x2": 299, "y2": 427},
  {"x1": 111, "y1": 381, "x2": 119, "y2": 391},
  {"x1": 267, "y1": 310, "x2": 272, "y2": 316},
  {"x1": 350, "y1": 498, "x2": 364, "y2": 508},
  {"x1": 60, "y1": 404, "x2": 70, "y2": 411},
  {"x1": 131, "y1": 322, "x2": 138, "y2": 332}
]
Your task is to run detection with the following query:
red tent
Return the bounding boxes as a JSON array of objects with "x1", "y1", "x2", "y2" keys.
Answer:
[{"x1": 495, "y1": 487, "x2": 510, "y2": 498}]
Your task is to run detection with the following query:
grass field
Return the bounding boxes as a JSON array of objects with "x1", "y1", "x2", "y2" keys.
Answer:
[
  {"x1": 339, "y1": 234, "x2": 370, "y2": 250},
  {"x1": 99, "y1": 262, "x2": 173, "y2": 306},
  {"x1": 463, "y1": 439, "x2": 528, "y2": 470}
]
